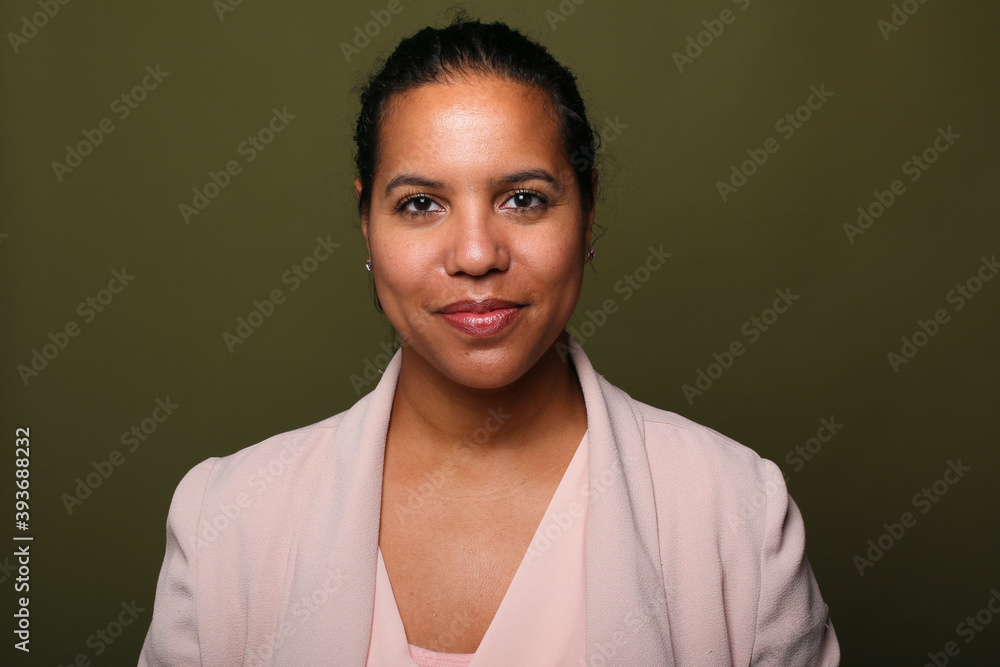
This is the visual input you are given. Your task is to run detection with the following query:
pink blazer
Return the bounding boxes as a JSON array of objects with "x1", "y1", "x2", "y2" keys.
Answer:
[{"x1": 139, "y1": 337, "x2": 840, "y2": 665}]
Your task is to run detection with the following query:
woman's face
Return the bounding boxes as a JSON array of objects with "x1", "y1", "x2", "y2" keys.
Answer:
[{"x1": 358, "y1": 74, "x2": 596, "y2": 390}]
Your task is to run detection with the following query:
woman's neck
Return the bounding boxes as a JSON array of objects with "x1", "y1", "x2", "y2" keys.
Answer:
[{"x1": 386, "y1": 332, "x2": 588, "y2": 475}]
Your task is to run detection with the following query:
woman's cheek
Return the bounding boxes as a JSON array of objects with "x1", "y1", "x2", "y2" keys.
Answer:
[
  {"x1": 373, "y1": 235, "x2": 415, "y2": 290},
  {"x1": 519, "y1": 232, "x2": 571, "y2": 267},
  {"x1": 542, "y1": 246, "x2": 585, "y2": 284}
]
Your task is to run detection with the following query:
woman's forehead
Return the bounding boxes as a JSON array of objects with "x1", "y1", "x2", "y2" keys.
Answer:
[{"x1": 376, "y1": 76, "x2": 566, "y2": 180}]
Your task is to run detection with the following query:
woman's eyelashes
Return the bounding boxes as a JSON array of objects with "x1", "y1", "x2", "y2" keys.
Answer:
[
  {"x1": 500, "y1": 189, "x2": 549, "y2": 213},
  {"x1": 393, "y1": 189, "x2": 550, "y2": 218},
  {"x1": 395, "y1": 194, "x2": 443, "y2": 216}
]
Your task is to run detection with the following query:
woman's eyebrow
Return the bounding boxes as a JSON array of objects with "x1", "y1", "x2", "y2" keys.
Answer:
[
  {"x1": 383, "y1": 174, "x2": 445, "y2": 197},
  {"x1": 491, "y1": 169, "x2": 563, "y2": 191}
]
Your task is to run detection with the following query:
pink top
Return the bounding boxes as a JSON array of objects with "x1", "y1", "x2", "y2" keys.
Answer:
[{"x1": 366, "y1": 431, "x2": 590, "y2": 667}]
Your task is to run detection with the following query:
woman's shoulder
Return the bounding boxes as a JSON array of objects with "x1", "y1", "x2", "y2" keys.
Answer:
[
  {"x1": 633, "y1": 398, "x2": 773, "y2": 469},
  {"x1": 214, "y1": 411, "x2": 345, "y2": 476},
  {"x1": 168, "y1": 409, "x2": 351, "y2": 519},
  {"x1": 627, "y1": 397, "x2": 786, "y2": 511},
  {"x1": 579, "y1": 346, "x2": 777, "y2": 489},
  {"x1": 609, "y1": 396, "x2": 838, "y2": 664},
  {"x1": 154, "y1": 408, "x2": 360, "y2": 562}
]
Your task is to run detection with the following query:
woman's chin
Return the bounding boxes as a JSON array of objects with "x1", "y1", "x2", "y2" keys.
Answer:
[
  {"x1": 440, "y1": 359, "x2": 529, "y2": 392},
  {"x1": 401, "y1": 346, "x2": 531, "y2": 392}
]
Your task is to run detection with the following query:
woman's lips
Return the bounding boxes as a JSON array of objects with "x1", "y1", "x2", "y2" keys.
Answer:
[{"x1": 438, "y1": 306, "x2": 522, "y2": 336}]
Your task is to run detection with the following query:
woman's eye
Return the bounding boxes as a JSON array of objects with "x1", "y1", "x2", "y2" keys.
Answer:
[
  {"x1": 400, "y1": 196, "x2": 443, "y2": 214},
  {"x1": 502, "y1": 192, "x2": 546, "y2": 210}
]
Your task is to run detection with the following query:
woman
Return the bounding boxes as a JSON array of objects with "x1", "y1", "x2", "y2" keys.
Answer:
[{"x1": 140, "y1": 16, "x2": 840, "y2": 666}]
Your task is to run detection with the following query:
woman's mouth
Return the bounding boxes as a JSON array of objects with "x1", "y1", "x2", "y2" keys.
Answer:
[{"x1": 436, "y1": 300, "x2": 524, "y2": 337}]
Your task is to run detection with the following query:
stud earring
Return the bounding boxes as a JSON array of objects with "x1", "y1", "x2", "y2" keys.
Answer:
[
  {"x1": 365, "y1": 258, "x2": 372, "y2": 271},
  {"x1": 586, "y1": 248, "x2": 595, "y2": 261}
]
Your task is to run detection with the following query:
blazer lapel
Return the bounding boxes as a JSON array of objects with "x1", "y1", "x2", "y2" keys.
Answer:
[
  {"x1": 569, "y1": 338, "x2": 676, "y2": 666},
  {"x1": 270, "y1": 351, "x2": 403, "y2": 665}
]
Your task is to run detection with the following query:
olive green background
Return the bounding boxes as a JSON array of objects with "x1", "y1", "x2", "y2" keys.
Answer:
[{"x1": 2, "y1": 0, "x2": 998, "y2": 663}]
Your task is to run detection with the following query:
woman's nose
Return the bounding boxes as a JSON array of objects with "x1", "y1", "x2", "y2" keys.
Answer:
[{"x1": 443, "y1": 204, "x2": 510, "y2": 277}]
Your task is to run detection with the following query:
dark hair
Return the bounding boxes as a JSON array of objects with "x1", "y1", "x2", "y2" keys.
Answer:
[{"x1": 353, "y1": 15, "x2": 599, "y2": 219}]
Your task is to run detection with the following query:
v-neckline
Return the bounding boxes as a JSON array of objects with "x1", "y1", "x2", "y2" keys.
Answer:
[{"x1": 372, "y1": 430, "x2": 589, "y2": 665}]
